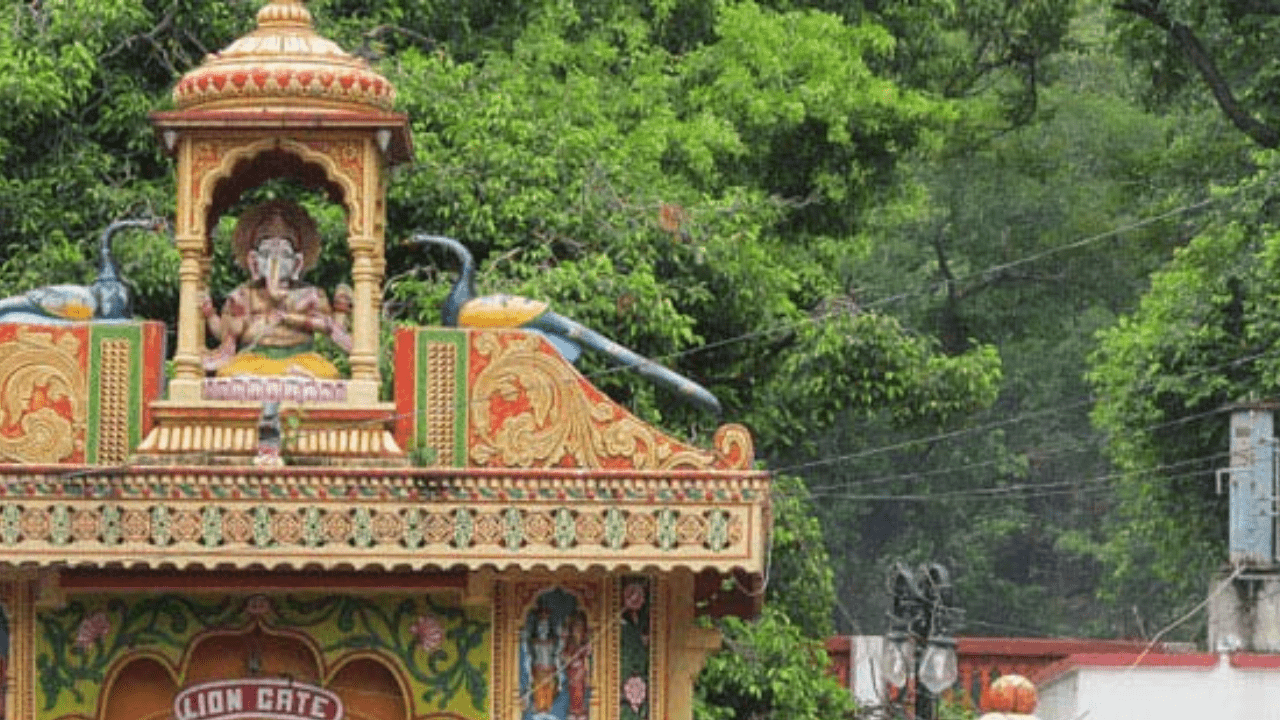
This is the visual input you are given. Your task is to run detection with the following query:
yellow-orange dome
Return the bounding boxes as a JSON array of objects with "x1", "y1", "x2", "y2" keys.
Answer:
[{"x1": 173, "y1": 0, "x2": 394, "y2": 112}]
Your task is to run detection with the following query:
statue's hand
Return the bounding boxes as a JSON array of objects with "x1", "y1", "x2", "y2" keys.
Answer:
[
  {"x1": 203, "y1": 341, "x2": 234, "y2": 372},
  {"x1": 330, "y1": 322, "x2": 353, "y2": 353}
]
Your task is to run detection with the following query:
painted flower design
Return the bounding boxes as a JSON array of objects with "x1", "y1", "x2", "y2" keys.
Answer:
[
  {"x1": 74, "y1": 611, "x2": 111, "y2": 650},
  {"x1": 623, "y1": 675, "x2": 647, "y2": 712},
  {"x1": 245, "y1": 595, "x2": 272, "y2": 618},
  {"x1": 411, "y1": 613, "x2": 445, "y2": 652},
  {"x1": 623, "y1": 583, "x2": 647, "y2": 613}
]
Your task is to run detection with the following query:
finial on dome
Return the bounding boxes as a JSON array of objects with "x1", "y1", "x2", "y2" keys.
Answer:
[{"x1": 256, "y1": 0, "x2": 312, "y2": 28}]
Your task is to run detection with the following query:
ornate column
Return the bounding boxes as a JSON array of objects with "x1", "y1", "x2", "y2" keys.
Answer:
[
  {"x1": 0, "y1": 572, "x2": 37, "y2": 720},
  {"x1": 665, "y1": 569, "x2": 723, "y2": 720},
  {"x1": 170, "y1": 238, "x2": 207, "y2": 401},
  {"x1": 348, "y1": 240, "x2": 380, "y2": 402}
]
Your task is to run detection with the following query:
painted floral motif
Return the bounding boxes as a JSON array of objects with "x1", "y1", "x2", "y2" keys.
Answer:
[
  {"x1": 21, "y1": 508, "x2": 50, "y2": 541},
  {"x1": 73, "y1": 612, "x2": 110, "y2": 651},
  {"x1": 623, "y1": 583, "x2": 646, "y2": 619},
  {"x1": 452, "y1": 508, "x2": 474, "y2": 547},
  {"x1": 223, "y1": 510, "x2": 253, "y2": 543},
  {"x1": 524, "y1": 511, "x2": 554, "y2": 544},
  {"x1": 553, "y1": 508, "x2": 576, "y2": 549},
  {"x1": 50, "y1": 505, "x2": 71, "y2": 545},
  {"x1": 121, "y1": 509, "x2": 150, "y2": 542},
  {"x1": 71, "y1": 509, "x2": 99, "y2": 541},
  {"x1": 0, "y1": 499, "x2": 755, "y2": 561},
  {"x1": 603, "y1": 508, "x2": 626, "y2": 549},
  {"x1": 623, "y1": 676, "x2": 647, "y2": 713},
  {"x1": 575, "y1": 513, "x2": 604, "y2": 545},
  {"x1": 352, "y1": 507, "x2": 373, "y2": 547},
  {"x1": 420, "y1": 511, "x2": 449, "y2": 544},
  {"x1": 273, "y1": 510, "x2": 303, "y2": 544},
  {"x1": 371, "y1": 511, "x2": 402, "y2": 543},
  {"x1": 245, "y1": 595, "x2": 272, "y2": 618},
  {"x1": 411, "y1": 614, "x2": 444, "y2": 653},
  {"x1": 503, "y1": 508, "x2": 525, "y2": 548},
  {"x1": 100, "y1": 505, "x2": 121, "y2": 545},
  {"x1": 619, "y1": 576, "x2": 652, "y2": 720},
  {"x1": 252, "y1": 506, "x2": 272, "y2": 546},
  {"x1": 201, "y1": 506, "x2": 222, "y2": 545}
]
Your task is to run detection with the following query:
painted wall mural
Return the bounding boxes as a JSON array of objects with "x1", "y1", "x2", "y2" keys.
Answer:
[{"x1": 34, "y1": 593, "x2": 490, "y2": 720}]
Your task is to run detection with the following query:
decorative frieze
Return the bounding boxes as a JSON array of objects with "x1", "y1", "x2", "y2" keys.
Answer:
[{"x1": 0, "y1": 469, "x2": 769, "y2": 574}]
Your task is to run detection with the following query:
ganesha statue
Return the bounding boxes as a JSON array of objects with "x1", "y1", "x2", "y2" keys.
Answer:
[{"x1": 202, "y1": 200, "x2": 352, "y2": 380}]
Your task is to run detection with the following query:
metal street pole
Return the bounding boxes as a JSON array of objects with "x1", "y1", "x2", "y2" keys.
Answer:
[{"x1": 882, "y1": 562, "x2": 960, "y2": 720}]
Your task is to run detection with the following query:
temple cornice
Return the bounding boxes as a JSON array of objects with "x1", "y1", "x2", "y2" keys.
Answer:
[{"x1": 0, "y1": 464, "x2": 770, "y2": 576}]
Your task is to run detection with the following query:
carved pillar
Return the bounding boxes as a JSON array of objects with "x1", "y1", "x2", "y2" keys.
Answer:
[
  {"x1": 349, "y1": 241, "x2": 379, "y2": 387},
  {"x1": 171, "y1": 240, "x2": 206, "y2": 400},
  {"x1": 665, "y1": 569, "x2": 723, "y2": 720},
  {"x1": 0, "y1": 573, "x2": 36, "y2": 720}
]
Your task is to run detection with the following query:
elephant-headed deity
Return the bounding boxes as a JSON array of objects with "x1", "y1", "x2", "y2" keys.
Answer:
[{"x1": 203, "y1": 200, "x2": 352, "y2": 379}]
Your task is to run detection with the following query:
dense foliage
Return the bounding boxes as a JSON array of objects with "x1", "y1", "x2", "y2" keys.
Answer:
[{"x1": 1083, "y1": 0, "x2": 1280, "y2": 635}]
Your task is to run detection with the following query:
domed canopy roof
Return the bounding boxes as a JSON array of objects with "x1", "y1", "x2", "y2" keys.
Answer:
[{"x1": 173, "y1": 0, "x2": 394, "y2": 113}]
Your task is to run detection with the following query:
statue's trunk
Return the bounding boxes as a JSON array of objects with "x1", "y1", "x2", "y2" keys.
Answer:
[{"x1": 265, "y1": 256, "x2": 287, "y2": 302}]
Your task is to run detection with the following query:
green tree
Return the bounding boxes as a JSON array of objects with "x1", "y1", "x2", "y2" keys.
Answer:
[
  {"x1": 1080, "y1": 0, "x2": 1280, "y2": 636},
  {"x1": 1112, "y1": 0, "x2": 1280, "y2": 149},
  {"x1": 786, "y1": 2, "x2": 1220, "y2": 638},
  {"x1": 1087, "y1": 157, "x2": 1280, "y2": 634}
]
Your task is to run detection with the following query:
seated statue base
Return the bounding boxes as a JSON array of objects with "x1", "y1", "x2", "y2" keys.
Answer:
[
  {"x1": 200, "y1": 375, "x2": 349, "y2": 403},
  {"x1": 135, "y1": 398, "x2": 406, "y2": 467},
  {"x1": 166, "y1": 376, "x2": 381, "y2": 405}
]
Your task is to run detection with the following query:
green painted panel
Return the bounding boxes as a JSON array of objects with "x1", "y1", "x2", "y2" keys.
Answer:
[{"x1": 35, "y1": 593, "x2": 490, "y2": 720}]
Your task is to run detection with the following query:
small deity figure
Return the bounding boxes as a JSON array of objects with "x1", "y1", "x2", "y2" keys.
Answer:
[
  {"x1": 562, "y1": 611, "x2": 591, "y2": 720},
  {"x1": 527, "y1": 606, "x2": 561, "y2": 715},
  {"x1": 202, "y1": 200, "x2": 352, "y2": 379}
]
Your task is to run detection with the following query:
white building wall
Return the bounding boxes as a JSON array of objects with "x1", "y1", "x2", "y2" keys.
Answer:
[
  {"x1": 1034, "y1": 670, "x2": 1076, "y2": 720},
  {"x1": 1038, "y1": 655, "x2": 1280, "y2": 720}
]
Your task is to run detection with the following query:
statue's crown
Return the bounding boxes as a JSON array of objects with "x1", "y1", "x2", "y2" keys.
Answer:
[{"x1": 256, "y1": 212, "x2": 297, "y2": 245}]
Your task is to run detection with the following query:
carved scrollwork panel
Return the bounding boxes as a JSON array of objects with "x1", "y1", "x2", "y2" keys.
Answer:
[
  {"x1": 0, "y1": 328, "x2": 86, "y2": 464},
  {"x1": 468, "y1": 331, "x2": 753, "y2": 470}
]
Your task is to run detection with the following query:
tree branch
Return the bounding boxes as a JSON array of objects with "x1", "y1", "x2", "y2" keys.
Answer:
[
  {"x1": 1115, "y1": 0, "x2": 1280, "y2": 148},
  {"x1": 1230, "y1": 0, "x2": 1280, "y2": 16}
]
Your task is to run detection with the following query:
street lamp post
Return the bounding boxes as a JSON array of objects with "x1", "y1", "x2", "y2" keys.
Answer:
[{"x1": 882, "y1": 562, "x2": 961, "y2": 719}]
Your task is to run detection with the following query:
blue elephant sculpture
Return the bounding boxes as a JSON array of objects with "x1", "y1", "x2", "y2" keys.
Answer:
[
  {"x1": 412, "y1": 234, "x2": 722, "y2": 416},
  {"x1": 0, "y1": 217, "x2": 166, "y2": 324}
]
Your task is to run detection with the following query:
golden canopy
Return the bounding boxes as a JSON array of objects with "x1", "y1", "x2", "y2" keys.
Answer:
[{"x1": 172, "y1": 0, "x2": 395, "y2": 113}]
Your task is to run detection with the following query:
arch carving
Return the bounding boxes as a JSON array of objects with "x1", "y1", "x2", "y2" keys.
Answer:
[{"x1": 189, "y1": 137, "x2": 366, "y2": 246}]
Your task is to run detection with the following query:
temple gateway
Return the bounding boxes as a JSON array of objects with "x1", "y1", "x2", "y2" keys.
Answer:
[{"x1": 0, "y1": 3, "x2": 771, "y2": 720}]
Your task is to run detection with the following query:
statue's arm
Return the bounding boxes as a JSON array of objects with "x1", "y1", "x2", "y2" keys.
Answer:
[
  {"x1": 200, "y1": 290, "x2": 224, "y2": 340},
  {"x1": 203, "y1": 291, "x2": 246, "y2": 372},
  {"x1": 281, "y1": 286, "x2": 352, "y2": 352}
]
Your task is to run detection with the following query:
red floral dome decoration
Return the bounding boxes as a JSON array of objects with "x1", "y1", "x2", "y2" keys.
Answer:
[
  {"x1": 173, "y1": 0, "x2": 394, "y2": 112},
  {"x1": 981, "y1": 673, "x2": 1039, "y2": 714}
]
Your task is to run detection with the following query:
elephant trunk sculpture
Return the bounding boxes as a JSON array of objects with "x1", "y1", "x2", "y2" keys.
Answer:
[
  {"x1": 0, "y1": 216, "x2": 166, "y2": 324},
  {"x1": 412, "y1": 234, "x2": 722, "y2": 417}
]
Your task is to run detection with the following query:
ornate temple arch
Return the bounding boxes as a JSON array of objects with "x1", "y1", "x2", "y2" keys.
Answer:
[{"x1": 196, "y1": 139, "x2": 362, "y2": 238}]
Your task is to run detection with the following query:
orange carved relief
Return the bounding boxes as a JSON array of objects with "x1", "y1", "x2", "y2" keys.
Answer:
[
  {"x1": 468, "y1": 331, "x2": 751, "y2": 470},
  {"x1": 0, "y1": 328, "x2": 86, "y2": 464}
]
